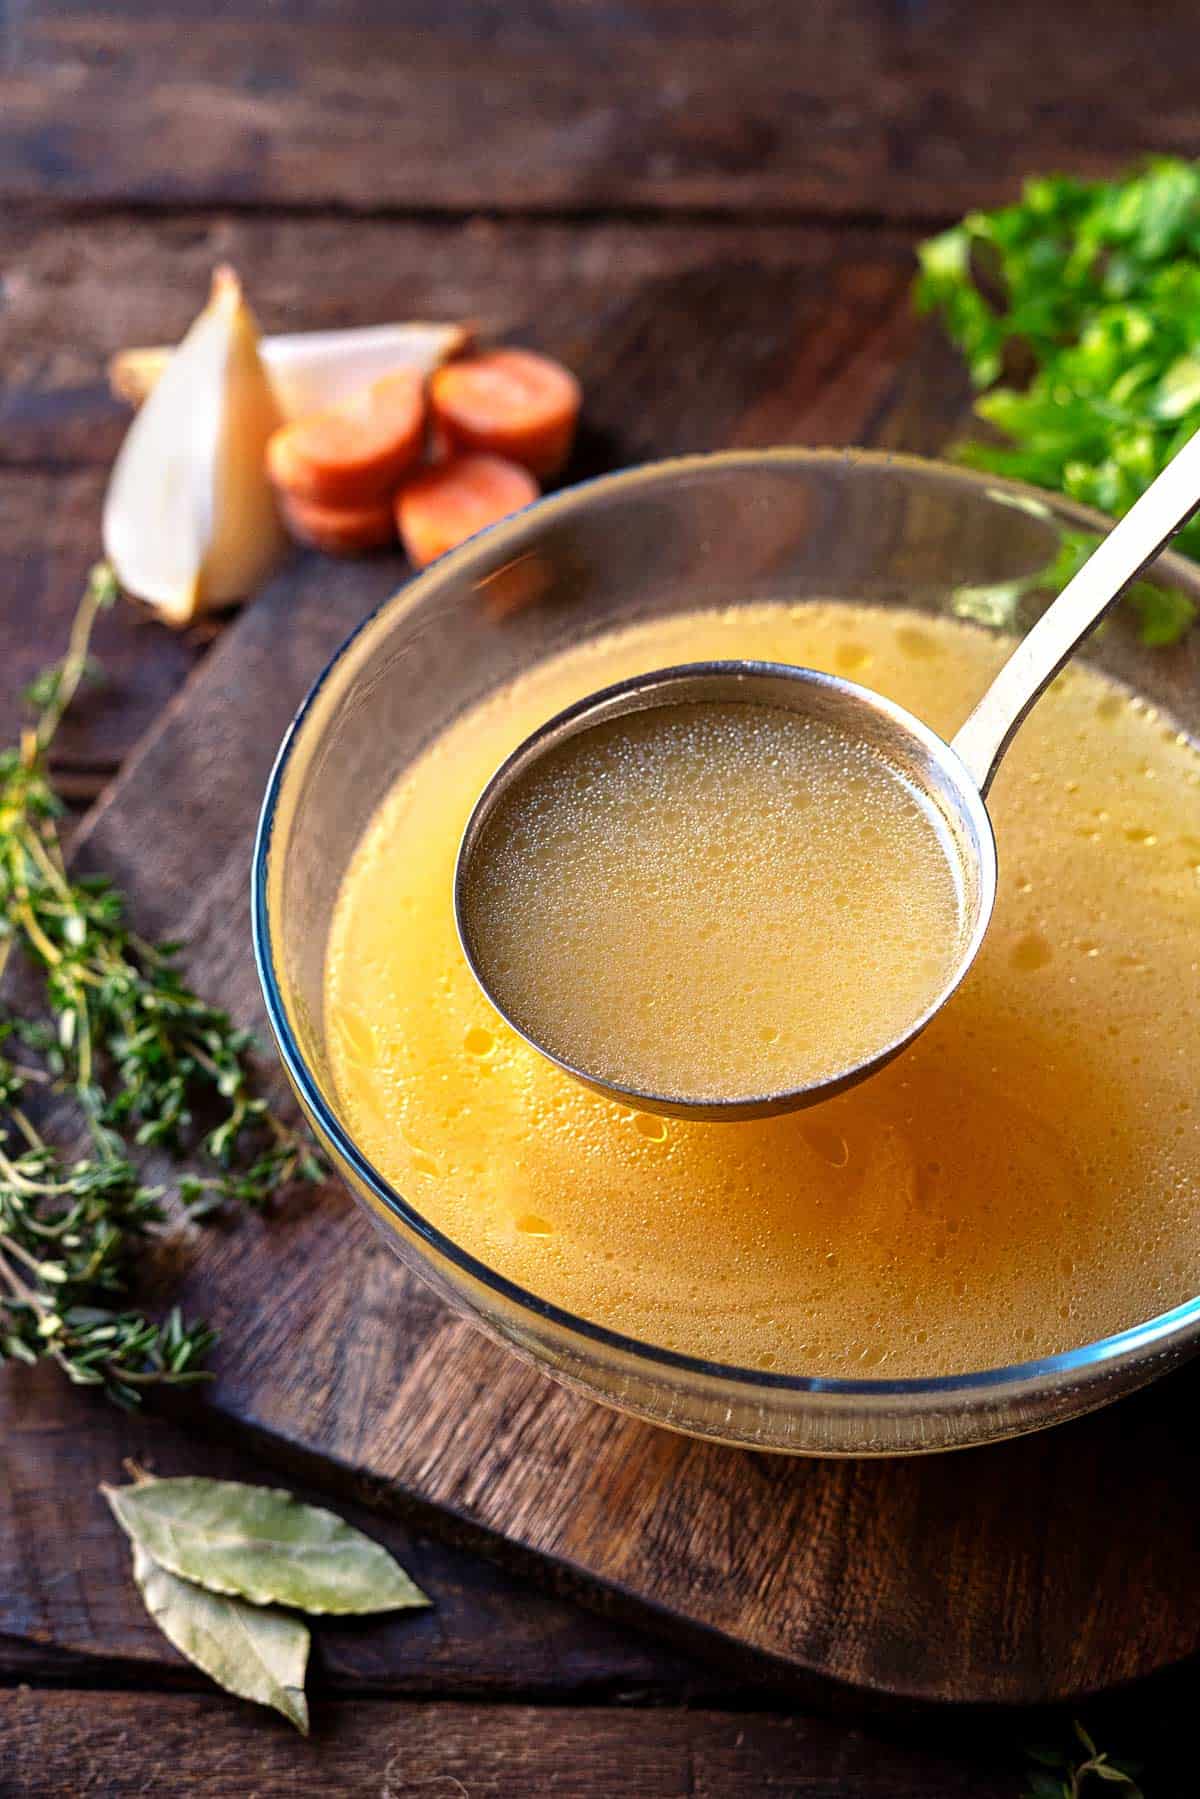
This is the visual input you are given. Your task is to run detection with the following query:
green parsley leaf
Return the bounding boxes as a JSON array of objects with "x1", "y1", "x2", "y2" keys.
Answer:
[{"x1": 917, "y1": 157, "x2": 1200, "y2": 645}]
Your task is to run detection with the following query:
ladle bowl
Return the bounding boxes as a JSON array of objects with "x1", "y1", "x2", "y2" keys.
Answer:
[
  {"x1": 255, "y1": 449, "x2": 1200, "y2": 1453},
  {"x1": 455, "y1": 428, "x2": 1200, "y2": 1118},
  {"x1": 455, "y1": 659, "x2": 996, "y2": 1119}
]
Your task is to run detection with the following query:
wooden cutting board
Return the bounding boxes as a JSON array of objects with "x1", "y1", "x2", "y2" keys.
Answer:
[{"x1": 66, "y1": 513, "x2": 1200, "y2": 1713}]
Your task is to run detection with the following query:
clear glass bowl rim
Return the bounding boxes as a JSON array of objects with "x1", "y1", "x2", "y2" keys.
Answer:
[{"x1": 252, "y1": 446, "x2": 1200, "y2": 1407}]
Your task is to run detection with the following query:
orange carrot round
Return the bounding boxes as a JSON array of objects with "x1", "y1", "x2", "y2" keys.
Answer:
[
  {"x1": 395, "y1": 454, "x2": 539, "y2": 569},
  {"x1": 429, "y1": 349, "x2": 580, "y2": 478},
  {"x1": 267, "y1": 369, "x2": 426, "y2": 507},
  {"x1": 280, "y1": 490, "x2": 397, "y2": 556}
]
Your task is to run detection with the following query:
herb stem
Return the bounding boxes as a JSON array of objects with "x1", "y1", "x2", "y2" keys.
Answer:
[
  {"x1": 0, "y1": 564, "x2": 323, "y2": 1405},
  {"x1": 20, "y1": 823, "x2": 71, "y2": 898},
  {"x1": 34, "y1": 564, "x2": 117, "y2": 756},
  {"x1": 0, "y1": 1230, "x2": 55, "y2": 1281},
  {"x1": 12, "y1": 898, "x2": 62, "y2": 969},
  {"x1": 75, "y1": 1000, "x2": 94, "y2": 1095},
  {"x1": 0, "y1": 1242, "x2": 51, "y2": 1320}
]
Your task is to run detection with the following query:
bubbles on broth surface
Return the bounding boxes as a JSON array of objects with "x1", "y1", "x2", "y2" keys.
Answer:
[
  {"x1": 325, "y1": 601, "x2": 1200, "y2": 1380},
  {"x1": 463, "y1": 701, "x2": 967, "y2": 1101}
]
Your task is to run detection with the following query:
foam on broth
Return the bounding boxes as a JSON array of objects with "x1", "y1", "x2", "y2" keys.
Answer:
[
  {"x1": 324, "y1": 603, "x2": 1200, "y2": 1378},
  {"x1": 462, "y1": 698, "x2": 967, "y2": 1101}
]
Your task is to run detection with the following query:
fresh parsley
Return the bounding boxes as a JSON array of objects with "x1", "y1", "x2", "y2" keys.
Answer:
[{"x1": 917, "y1": 157, "x2": 1200, "y2": 645}]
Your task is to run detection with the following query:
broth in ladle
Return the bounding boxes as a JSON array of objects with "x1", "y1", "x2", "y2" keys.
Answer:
[
  {"x1": 325, "y1": 602, "x2": 1200, "y2": 1378},
  {"x1": 460, "y1": 697, "x2": 967, "y2": 1103}
]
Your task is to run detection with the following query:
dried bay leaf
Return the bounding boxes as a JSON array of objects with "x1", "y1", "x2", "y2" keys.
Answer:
[
  {"x1": 131, "y1": 1541, "x2": 310, "y2": 1734},
  {"x1": 103, "y1": 1472, "x2": 430, "y2": 1615}
]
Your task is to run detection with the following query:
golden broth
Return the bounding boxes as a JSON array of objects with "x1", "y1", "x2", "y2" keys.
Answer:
[
  {"x1": 325, "y1": 603, "x2": 1200, "y2": 1378},
  {"x1": 462, "y1": 698, "x2": 966, "y2": 1101}
]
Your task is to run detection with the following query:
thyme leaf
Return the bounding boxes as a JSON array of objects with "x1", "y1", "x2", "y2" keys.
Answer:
[{"x1": 0, "y1": 564, "x2": 323, "y2": 1404}]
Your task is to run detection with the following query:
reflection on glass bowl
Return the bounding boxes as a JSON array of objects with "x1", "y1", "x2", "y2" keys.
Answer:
[{"x1": 253, "y1": 451, "x2": 1200, "y2": 1456}]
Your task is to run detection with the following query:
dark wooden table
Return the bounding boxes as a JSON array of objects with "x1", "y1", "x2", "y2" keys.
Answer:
[{"x1": 5, "y1": 5, "x2": 1200, "y2": 1792}]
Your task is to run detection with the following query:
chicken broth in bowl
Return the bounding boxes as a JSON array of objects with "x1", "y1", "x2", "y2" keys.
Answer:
[{"x1": 324, "y1": 600, "x2": 1200, "y2": 1379}]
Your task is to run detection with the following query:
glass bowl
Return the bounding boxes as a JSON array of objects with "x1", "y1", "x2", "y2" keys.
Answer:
[{"x1": 253, "y1": 450, "x2": 1200, "y2": 1455}]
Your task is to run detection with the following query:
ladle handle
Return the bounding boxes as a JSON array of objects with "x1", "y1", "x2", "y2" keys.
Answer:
[{"x1": 951, "y1": 426, "x2": 1200, "y2": 796}]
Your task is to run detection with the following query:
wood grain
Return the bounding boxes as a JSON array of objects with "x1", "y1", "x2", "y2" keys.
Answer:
[
  {"x1": 11, "y1": 297, "x2": 1190, "y2": 1706},
  {"x1": 0, "y1": 1690, "x2": 1019, "y2": 1797},
  {"x1": 0, "y1": 213, "x2": 920, "y2": 464},
  {"x1": 0, "y1": 467, "x2": 204, "y2": 772},
  {"x1": 4, "y1": 2, "x2": 1200, "y2": 218},
  {"x1": 6, "y1": 0, "x2": 1199, "y2": 1776},
  {"x1": 0, "y1": 1365, "x2": 707, "y2": 1704},
  {"x1": 15, "y1": 184, "x2": 1191, "y2": 1705},
  {"x1": 0, "y1": 210, "x2": 929, "y2": 763}
]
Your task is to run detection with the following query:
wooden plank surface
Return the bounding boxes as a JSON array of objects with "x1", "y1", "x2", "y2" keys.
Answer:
[
  {"x1": 0, "y1": 466, "x2": 204, "y2": 781},
  {"x1": 15, "y1": 262, "x2": 1194, "y2": 1706},
  {"x1": 0, "y1": 1366, "x2": 709, "y2": 1704},
  {"x1": 33, "y1": 1380, "x2": 1190, "y2": 1794},
  {"x1": 8, "y1": 7, "x2": 1200, "y2": 1776},
  {"x1": 5, "y1": 1379, "x2": 1194, "y2": 1795},
  {"x1": 4, "y1": 2, "x2": 1200, "y2": 218},
  {"x1": 0, "y1": 1691, "x2": 1024, "y2": 1799},
  {"x1": 0, "y1": 213, "x2": 924, "y2": 463},
  {"x1": 0, "y1": 210, "x2": 933, "y2": 768}
]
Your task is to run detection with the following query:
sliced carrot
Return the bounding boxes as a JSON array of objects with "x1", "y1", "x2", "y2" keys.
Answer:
[
  {"x1": 267, "y1": 369, "x2": 426, "y2": 507},
  {"x1": 395, "y1": 454, "x2": 539, "y2": 569},
  {"x1": 429, "y1": 349, "x2": 580, "y2": 478},
  {"x1": 279, "y1": 490, "x2": 397, "y2": 556},
  {"x1": 427, "y1": 415, "x2": 456, "y2": 465}
]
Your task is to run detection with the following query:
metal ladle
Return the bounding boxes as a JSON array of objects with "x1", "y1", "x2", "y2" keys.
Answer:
[{"x1": 455, "y1": 430, "x2": 1200, "y2": 1121}]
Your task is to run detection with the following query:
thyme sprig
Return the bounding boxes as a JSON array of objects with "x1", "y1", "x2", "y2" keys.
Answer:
[
  {"x1": 0, "y1": 1035, "x2": 216, "y2": 1406},
  {"x1": 0, "y1": 564, "x2": 322, "y2": 1404}
]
